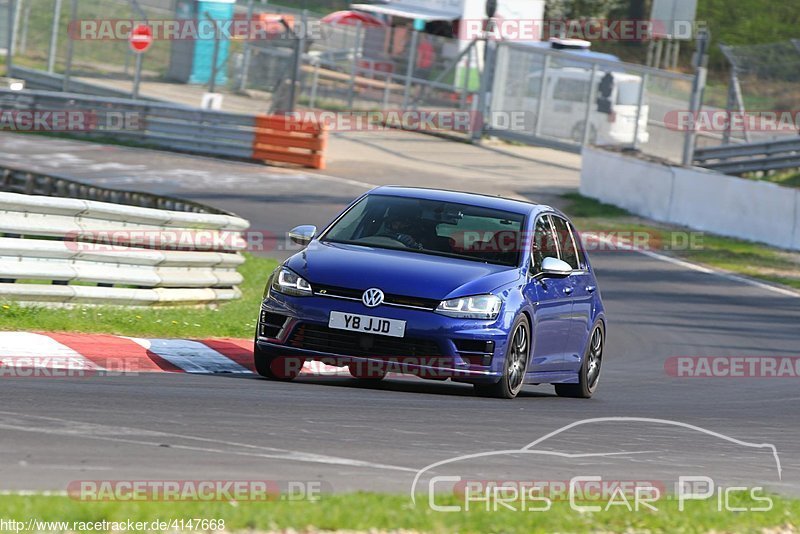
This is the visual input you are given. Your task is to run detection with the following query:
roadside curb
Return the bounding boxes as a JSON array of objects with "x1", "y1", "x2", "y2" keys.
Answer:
[{"x1": 0, "y1": 332, "x2": 342, "y2": 376}]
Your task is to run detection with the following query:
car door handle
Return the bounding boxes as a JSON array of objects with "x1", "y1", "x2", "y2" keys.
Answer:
[
  {"x1": 586, "y1": 285, "x2": 597, "y2": 293},
  {"x1": 563, "y1": 287, "x2": 574, "y2": 295}
]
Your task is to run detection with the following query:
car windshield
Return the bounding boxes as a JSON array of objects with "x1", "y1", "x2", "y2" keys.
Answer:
[{"x1": 322, "y1": 194, "x2": 526, "y2": 267}]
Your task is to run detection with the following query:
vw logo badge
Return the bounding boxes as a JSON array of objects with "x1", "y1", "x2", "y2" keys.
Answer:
[{"x1": 362, "y1": 288, "x2": 385, "y2": 308}]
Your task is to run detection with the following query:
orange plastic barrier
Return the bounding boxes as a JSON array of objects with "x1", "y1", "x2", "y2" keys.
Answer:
[{"x1": 252, "y1": 114, "x2": 327, "y2": 170}]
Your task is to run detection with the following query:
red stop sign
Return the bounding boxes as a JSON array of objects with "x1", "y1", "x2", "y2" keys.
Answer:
[{"x1": 129, "y1": 24, "x2": 153, "y2": 53}]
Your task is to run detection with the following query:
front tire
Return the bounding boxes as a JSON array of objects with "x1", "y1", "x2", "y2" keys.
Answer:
[
  {"x1": 253, "y1": 343, "x2": 305, "y2": 381},
  {"x1": 474, "y1": 316, "x2": 530, "y2": 399},
  {"x1": 555, "y1": 323, "x2": 604, "y2": 399}
]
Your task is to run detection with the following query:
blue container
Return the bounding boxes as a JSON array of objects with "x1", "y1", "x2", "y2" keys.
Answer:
[{"x1": 188, "y1": 0, "x2": 234, "y2": 86}]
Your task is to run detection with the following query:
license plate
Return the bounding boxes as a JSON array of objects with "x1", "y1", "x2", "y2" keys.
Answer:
[{"x1": 329, "y1": 311, "x2": 406, "y2": 338}]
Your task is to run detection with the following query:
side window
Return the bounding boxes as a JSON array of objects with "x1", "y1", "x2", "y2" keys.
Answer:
[
  {"x1": 551, "y1": 216, "x2": 580, "y2": 270},
  {"x1": 526, "y1": 75, "x2": 541, "y2": 99},
  {"x1": 531, "y1": 215, "x2": 558, "y2": 274},
  {"x1": 553, "y1": 78, "x2": 590, "y2": 103},
  {"x1": 570, "y1": 222, "x2": 587, "y2": 269}
]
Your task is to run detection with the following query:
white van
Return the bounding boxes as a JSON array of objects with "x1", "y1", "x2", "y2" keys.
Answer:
[{"x1": 522, "y1": 68, "x2": 650, "y2": 146}]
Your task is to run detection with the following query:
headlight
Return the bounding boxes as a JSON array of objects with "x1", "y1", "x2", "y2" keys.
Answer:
[
  {"x1": 270, "y1": 267, "x2": 313, "y2": 297},
  {"x1": 435, "y1": 294, "x2": 501, "y2": 320}
]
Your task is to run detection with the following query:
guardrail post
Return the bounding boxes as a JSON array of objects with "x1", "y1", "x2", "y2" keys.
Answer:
[
  {"x1": 533, "y1": 54, "x2": 550, "y2": 138},
  {"x1": 682, "y1": 29, "x2": 709, "y2": 167},
  {"x1": 459, "y1": 44, "x2": 472, "y2": 110},
  {"x1": 237, "y1": 0, "x2": 255, "y2": 91},
  {"x1": 631, "y1": 72, "x2": 648, "y2": 150},
  {"x1": 18, "y1": 4, "x2": 29, "y2": 54},
  {"x1": 472, "y1": 39, "x2": 496, "y2": 143},
  {"x1": 5, "y1": 0, "x2": 16, "y2": 74},
  {"x1": 132, "y1": 53, "x2": 143, "y2": 99},
  {"x1": 62, "y1": 0, "x2": 77, "y2": 91},
  {"x1": 309, "y1": 59, "x2": 320, "y2": 108},
  {"x1": 382, "y1": 73, "x2": 391, "y2": 110},
  {"x1": 206, "y1": 13, "x2": 221, "y2": 94},
  {"x1": 47, "y1": 0, "x2": 62, "y2": 73},
  {"x1": 24, "y1": 172, "x2": 34, "y2": 194},
  {"x1": 402, "y1": 31, "x2": 419, "y2": 111},
  {"x1": 347, "y1": 21, "x2": 363, "y2": 109},
  {"x1": 581, "y1": 64, "x2": 599, "y2": 147}
]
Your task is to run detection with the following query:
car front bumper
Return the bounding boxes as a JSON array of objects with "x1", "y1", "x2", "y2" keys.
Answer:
[{"x1": 256, "y1": 292, "x2": 515, "y2": 382}]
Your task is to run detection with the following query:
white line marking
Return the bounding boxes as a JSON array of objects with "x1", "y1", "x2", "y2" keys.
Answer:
[
  {"x1": 127, "y1": 338, "x2": 250, "y2": 374},
  {"x1": 0, "y1": 332, "x2": 103, "y2": 370},
  {"x1": 598, "y1": 235, "x2": 800, "y2": 298},
  {"x1": 0, "y1": 411, "x2": 417, "y2": 473}
]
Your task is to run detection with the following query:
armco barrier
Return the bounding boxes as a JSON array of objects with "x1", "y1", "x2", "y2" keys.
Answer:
[
  {"x1": 0, "y1": 191, "x2": 250, "y2": 306},
  {"x1": 0, "y1": 164, "x2": 230, "y2": 214},
  {"x1": 253, "y1": 115, "x2": 327, "y2": 170},
  {"x1": 0, "y1": 88, "x2": 327, "y2": 169},
  {"x1": 581, "y1": 147, "x2": 800, "y2": 251}
]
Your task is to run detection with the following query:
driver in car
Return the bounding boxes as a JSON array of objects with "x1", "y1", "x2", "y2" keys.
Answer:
[{"x1": 380, "y1": 206, "x2": 424, "y2": 249}]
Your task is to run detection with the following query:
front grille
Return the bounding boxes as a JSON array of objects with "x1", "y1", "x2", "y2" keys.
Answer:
[
  {"x1": 288, "y1": 324, "x2": 444, "y2": 362},
  {"x1": 454, "y1": 339, "x2": 495, "y2": 367},
  {"x1": 259, "y1": 311, "x2": 288, "y2": 339},
  {"x1": 313, "y1": 284, "x2": 440, "y2": 310}
]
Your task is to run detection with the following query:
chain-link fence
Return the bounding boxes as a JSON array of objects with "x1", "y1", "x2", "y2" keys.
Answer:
[
  {"x1": 489, "y1": 42, "x2": 695, "y2": 163},
  {"x1": 3, "y1": 0, "x2": 701, "y2": 163},
  {"x1": 711, "y1": 40, "x2": 800, "y2": 146}
]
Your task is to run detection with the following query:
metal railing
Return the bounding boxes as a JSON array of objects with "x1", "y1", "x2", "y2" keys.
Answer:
[
  {"x1": 488, "y1": 41, "x2": 697, "y2": 163},
  {"x1": 0, "y1": 190, "x2": 250, "y2": 307},
  {"x1": 694, "y1": 138, "x2": 800, "y2": 175},
  {"x1": 0, "y1": 87, "x2": 329, "y2": 167},
  {"x1": 0, "y1": 163, "x2": 231, "y2": 214}
]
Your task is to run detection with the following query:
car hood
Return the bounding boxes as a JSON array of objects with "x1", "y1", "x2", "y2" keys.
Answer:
[{"x1": 286, "y1": 241, "x2": 522, "y2": 300}]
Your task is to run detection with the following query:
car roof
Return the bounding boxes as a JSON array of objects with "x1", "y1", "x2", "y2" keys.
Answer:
[{"x1": 368, "y1": 186, "x2": 552, "y2": 216}]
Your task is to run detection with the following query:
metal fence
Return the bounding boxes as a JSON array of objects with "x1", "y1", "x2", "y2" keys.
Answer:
[
  {"x1": 4, "y1": 0, "x2": 706, "y2": 164},
  {"x1": 0, "y1": 187, "x2": 250, "y2": 307},
  {"x1": 488, "y1": 42, "x2": 696, "y2": 163},
  {"x1": 715, "y1": 40, "x2": 800, "y2": 146},
  {"x1": 0, "y1": 85, "x2": 256, "y2": 153},
  {"x1": 694, "y1": 138, "x2": 800, "y2": 176},
  {"x1": 0, "y1": 161, "x2": 232, "y2": 213}
]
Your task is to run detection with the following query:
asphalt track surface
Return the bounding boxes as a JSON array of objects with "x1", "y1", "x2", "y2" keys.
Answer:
[{"x1": 0, "y1": 132, "x2": 798, "y2": 498}]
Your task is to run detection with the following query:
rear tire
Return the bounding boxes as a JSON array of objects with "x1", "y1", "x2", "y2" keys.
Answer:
[
  {"x1": 253, "y1": 343, "x2": 305, "y2": 381},
  {"x1": 555, "y1": 323, "x2": 604, "y2": 399},
  {"x1": 473, "y1": 315, "x2": 530, "y2": 399}
]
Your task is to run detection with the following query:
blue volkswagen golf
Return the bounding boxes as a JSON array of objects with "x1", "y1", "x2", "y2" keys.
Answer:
[{"x1": 255, "y1": 187, "x2": 606, "y2": 399}]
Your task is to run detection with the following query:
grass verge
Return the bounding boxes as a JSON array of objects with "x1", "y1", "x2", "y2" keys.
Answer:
[
  {"x1": 0, "y1": 254, "x2": 278, "y2": 338},
  {"x1": 744, "y1": 169, "x2": 800, "y2": 190},
  {"x1": 562, "y1": 193, "x2": 800, "y2": 290},
  {"x1": 1, "y1": 493, "x2": 798, "y2": 533}
]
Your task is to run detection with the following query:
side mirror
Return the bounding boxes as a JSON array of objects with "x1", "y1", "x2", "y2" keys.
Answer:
[
  {"x1": 541, "y1": 257, "x2": 572, "y2": 277},
  {"x1": 289, "y1": 225, "x2": 317, "y2": 246}
]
